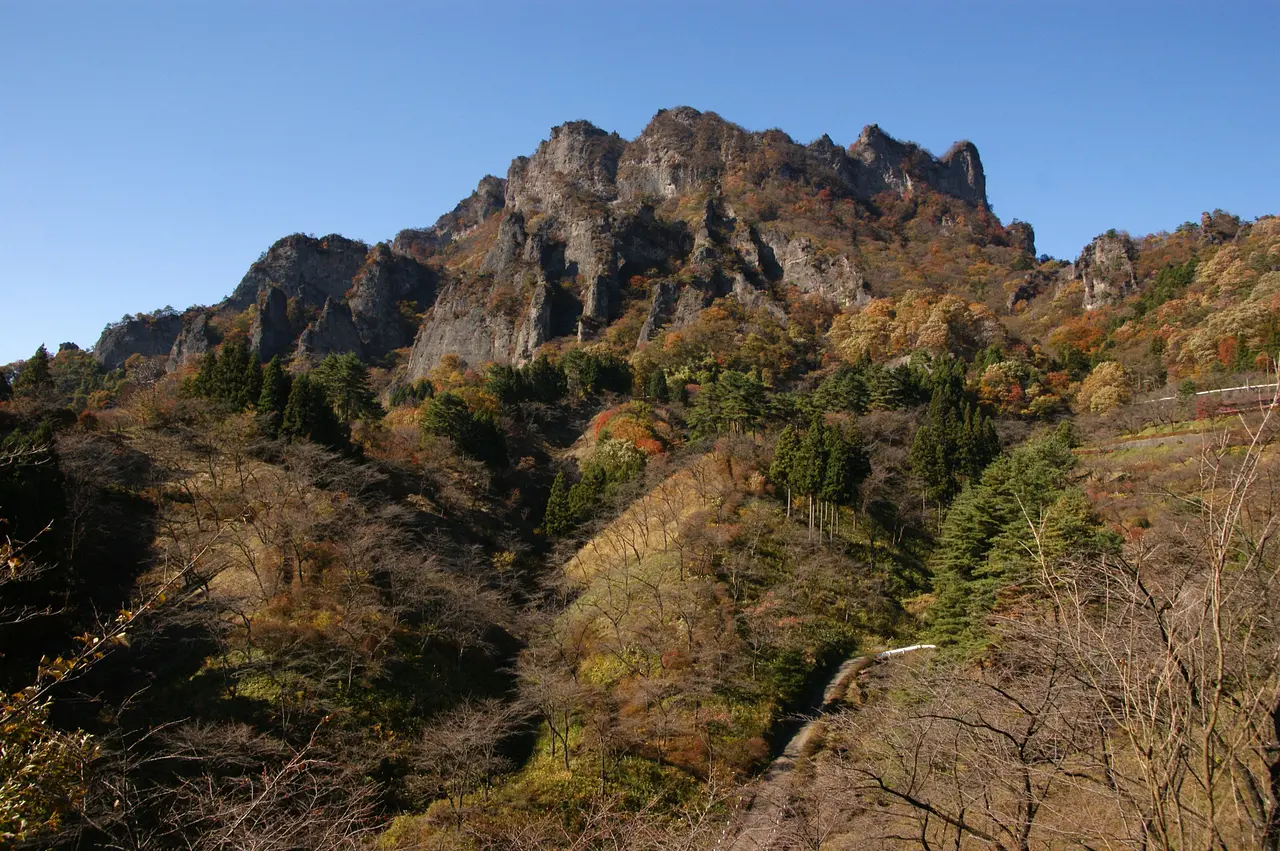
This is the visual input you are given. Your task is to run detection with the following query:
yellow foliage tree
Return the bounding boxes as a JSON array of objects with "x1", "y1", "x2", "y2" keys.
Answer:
[{"x1": 1074, "y1": 361, "x2": 1131, "y2": 414}]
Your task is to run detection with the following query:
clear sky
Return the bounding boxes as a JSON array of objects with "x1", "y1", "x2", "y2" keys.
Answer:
[{"x1": 2, "y1": 1, "x2": 1277, "y2": 363}]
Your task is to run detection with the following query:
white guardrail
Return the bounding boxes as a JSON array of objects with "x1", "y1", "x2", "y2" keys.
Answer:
[{"x1": 1143, "y1": 382, "x2": 1279, "y2": 404}]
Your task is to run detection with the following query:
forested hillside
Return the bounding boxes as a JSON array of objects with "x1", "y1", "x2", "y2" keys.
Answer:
[{"x1": 3, "y1": 108, "x2": 1279, "y2": 850}]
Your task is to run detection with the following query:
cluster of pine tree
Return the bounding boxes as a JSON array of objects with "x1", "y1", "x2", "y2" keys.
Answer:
[
  {"x1": 420, "y1": 392, "x2": 507, "y2": 468},
  {"x1": 542, "y1": 440, "x2": 646, "y2": 538},
  {"x1": 927, "y1": 423, "x2": 1117, "y2": 650},
  {"x1": 687, "y1": 370, "x2": 772, "y2": 437},
  {"x1": 188, "y1": 344, "x2": 353, "y2": 450},
  {"x1": 2, "y1": 344, "x2": 123, "y2": 410},
  {"x1": 485, "y1": 355, "x2": 568, "y2": 406},
  {"x1": 908, "y1": 357, "x2": 1001, "y2": 512},
  {"x1": 768, "y1": 417, "x2": 870, "y2": 539},
  {"x1": 808, "y1": 358, "x2": 928, "y2": 414},
  {"x1": 388, "y1": 378, "x2": 434, "y2": 408},
  {"x1": 560, "y1": 349, "x2": 632, "y2": 398}
]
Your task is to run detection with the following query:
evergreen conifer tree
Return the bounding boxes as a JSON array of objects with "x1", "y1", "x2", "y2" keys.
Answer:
[
  {"x1": 281, "y1": 374, "x2": 347, "y2": 450},
  {"x1": 313, "y1": 353, "x2": 378, "y2": 425},
  {"x1": 0, "y1": 370, "x2": 12, "y2": 401},
  {"x1": 191, "y1": 350, "x2": 218, "y2": 398},
  {"x1": 769, "y1": 425, "x2": 799, "y2": 517},
  {"x1": 13, "y1": 345, "x2": 54, "y2": 398},
  {"x1": 257, "y1": 356, "x2": 292, "y2": 437},
  {"x1": 543, "y1": 472, "x2": 574, "y2": 538},
  {"x1": 646, "y1": 369, "x2": 670, "y2": 403},
  {"x1": 793, "y1": 417, "x2": 829, "y2": 532}
]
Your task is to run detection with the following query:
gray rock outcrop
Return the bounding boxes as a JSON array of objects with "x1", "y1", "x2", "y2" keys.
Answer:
[
  {"x1": 392, "y1": 175, "x2": 506, "y2": 261},
  {"x1": 167, "y1": 312, "x2": 218, "y2": 372},
  {"x1": 93, "y1": 311, "x2": 184, "y2": 370},
  {"x1": 347, "y1": 243, "x2": 437, "y2": 357},
  {"x1": 250, "y1": 286, "x2": 293, "y2": 361},
  {"x1": 227, "y1": 234, "x2": 369, "y2": 311},
  {"x1": 760, "y1": 231, "x2": 870, "y2": 308},
  {"x1": 295, "y1": 298, "x2": 363, "y2": 360},
  {"x1": 1075, "y1": 232, "x2": 1138, "y2": 310}
]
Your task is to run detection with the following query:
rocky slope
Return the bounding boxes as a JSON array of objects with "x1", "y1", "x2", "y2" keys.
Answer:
[{"x1": 92, "y1": 105, "x2": 1175, "y2": 377}]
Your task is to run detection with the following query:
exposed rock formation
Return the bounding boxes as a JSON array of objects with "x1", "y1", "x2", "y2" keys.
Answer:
[
  {"x1": 1075, "y1": 232, "x2": 1138, "y2": 310},
  {"x1": 90, "y1": 107, "x2": 1009, "y2": 376},
  {"x1": 93, "y1": 312, "x2": 184, "y2": 370},
  {"x1": 406, "y1": 281, "x2": 520, "y2": 375},
  {"x1": 760, "y1": 231, "x2": 869, "y2": 307},
  {"x1": 1005, "y1": 221, "x2": 1037, "y2": 257},
  {"x1": 295, "y1": 298, "x2": 363, "y2": 360},
  {"x1": 167, "y1": 312, "x2": 218, "y2": 372},
  {"x1": 250, "y1": 286, "x2": 293, "y2": 361},
  {"x1": 347, "y1": 243, "x2": 437, "y2": 358},
  {"x1": 227, "y1": 234, "x2": 369, "y2": 311},
  {"x1": 392, "y1": 175, "x2": 507, "y2": 261},
  {"x1": 637, "y1": 281, "x2": 681, "y2": 344}
]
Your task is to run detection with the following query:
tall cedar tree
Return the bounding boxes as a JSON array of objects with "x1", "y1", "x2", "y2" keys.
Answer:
[
  {"x1": 769, "y1": 425, "x2": 799, "y2": 516},
  {"x1": 257, "y1": 356, "x2": 292, "y2": 437},
  {"x1": 191, "y1": 341, "x2": 261, "y2": 410},
  {"x1": 280, "y1": 373, "x2": 347, "y2": 450},
  {"x1": 543, "y1": 472, "x2": 574, "y2": 538},
  {"x1": 13, "y1": 345, "x2": 54, "y2": 398},
  {"x1": 927, "y1": 433, "x2": 1113, "y2": 648},
  {"x1": 646, "y1": 369, "x2": 670, "y2": 403},
  {"x1": 909, "y1": 358, "x2": 999, "y2": 510},
  {"x1": 421, "y1": 392, "x2": 507, "y2": 468},
  {"x1": 821, "y1": 425, "x2": 870, "y2": 508}
]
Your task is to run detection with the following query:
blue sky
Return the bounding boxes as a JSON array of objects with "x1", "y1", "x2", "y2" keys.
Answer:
[{"x1": 2, "y1": 1, "x2": 1277, "y2": 363}]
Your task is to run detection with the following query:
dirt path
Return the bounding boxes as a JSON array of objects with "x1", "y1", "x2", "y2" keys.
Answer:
[{"x1": 721, "y1": 645, "x2": 936, "y2": 850}]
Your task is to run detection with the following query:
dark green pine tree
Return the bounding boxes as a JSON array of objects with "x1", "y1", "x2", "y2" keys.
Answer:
[
  {"x1": 793, "y1": 417, "x2": 829, "y2": 532},
  {"x1": 0, "y1": 369, "x2": 13, "y2": 401},
  {"x1": 281, "y1": 373, "x2": 347, "y2": 450},
  {"x1": 217, "y1": 340, "x2": 262, "y2": 410},
  {"x1": 822, "y1": 426, "x2": 870, "y2": 512},
  {"x1": 257, "y1": 356, "x2": 292, "y2": 437},
  {"x1": 191, "y1": 350, "x2": 219, "y2": 399},
  {"x1": 646, "y1": 368, "x2": 670, "y2": 403},
  {"x1": 543, "y1": 471, "x2": 574, "y2": 538},
  {"x1": 313, "y1": 352, "x2": 378, "y2": 425},
  {"x1": 486, "y1": 364, "x2": 523, "y2": 405},
  {"x1": 567, "y1": 466, "x2": 607, "y2": 525},
  {"x1": 524, "y1": 355, "x2": 566, "y2": 403},
  {"x1": 421, "y1": 392, "x2": 474, "y2": 444},
  {"x1": 13, "y1": 345, "x2": 54, "y2": 398},
  {"x1": 769, "y1": 425, "x2": 799, "y2": 517}
]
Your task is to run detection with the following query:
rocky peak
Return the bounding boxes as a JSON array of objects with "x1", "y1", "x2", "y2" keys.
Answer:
[
  {"x1": 1004, "y1": 221, "x2": 1037, "y2": 257},
  {"x1": 296, "y1": 297, "x2": 363, "y2": 361},
  {"x1": 347, "y1": 243, "x2": 437, "y2": 357},
  {"x1": 167, "y1": 312, "x2": 218, "y2": 372},
  {"x1": 227, "y1": 233, "x2": 369, "y2": 312},
  {"x1": 617, "y1": 107, "x2": 746, "y2": 200},
  {"x1": 250, "y1": 285, "x2": 293, "y2": 361},
  {"x1": 937, "y1": 141, "x2": 986, "y2": 207},
  {"x1": 392, "y1": 175, "x2": 506, "y2": 261},
  {"x1": 505, "y1": 120, "x2": 626, "y2": 212},
  {"x1": 845, "y1": 125, "x2": 989, "y2": 207},
  {"x1": 1075, "y1": 231, "x2": 1138, "y2": 310},
  {"x1": 93, "y1": 310, "x2": 184, "y2": 370}
]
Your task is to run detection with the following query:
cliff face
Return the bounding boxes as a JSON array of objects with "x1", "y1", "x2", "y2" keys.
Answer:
[
  {"x1": 1076, "y1": 232, "x2": 1138, "y2": 310},
  {"x1": 227, "y1": 234, "x2": 370, "y2": 312},
  {"x1": 93, "y1": 106, "x2": 1020, "y2": 376},
  {"x1": 93, "y1": 312, "x2": 185, "y2": 370}
]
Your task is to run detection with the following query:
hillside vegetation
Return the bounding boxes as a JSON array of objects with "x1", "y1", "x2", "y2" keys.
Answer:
[{"x1": 3, "y1": 108, "x2": 1279, "y2": 850}]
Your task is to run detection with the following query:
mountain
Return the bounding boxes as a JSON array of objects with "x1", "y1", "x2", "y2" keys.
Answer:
[
  {"x1": 90, "y1": 107, "x2": 1021, "y2": 374},
  {"x1": 8, "y1": 107, "x2": 1280, "y2": 850}
]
